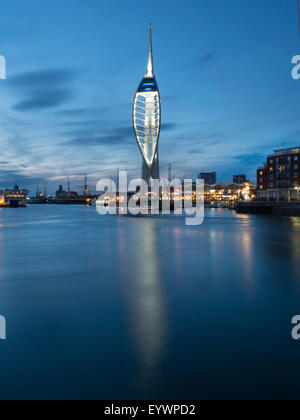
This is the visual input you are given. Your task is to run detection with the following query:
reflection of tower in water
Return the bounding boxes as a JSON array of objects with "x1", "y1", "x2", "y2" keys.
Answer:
[{"x1": 117, "y1": 218, "x2": 167, "y2": 386}]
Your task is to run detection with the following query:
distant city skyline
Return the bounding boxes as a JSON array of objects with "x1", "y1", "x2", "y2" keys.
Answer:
[{"x1": 0, "y1": 0, "x2": 300, "y2": 193}]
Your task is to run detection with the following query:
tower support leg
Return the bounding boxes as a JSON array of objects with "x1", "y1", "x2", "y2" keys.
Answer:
[{"x1": 142, "y1": 151, "x2": 160, "y2": 185}]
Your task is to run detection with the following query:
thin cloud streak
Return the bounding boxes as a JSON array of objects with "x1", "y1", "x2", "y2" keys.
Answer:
[{"x1": 7, "y1": 69, "x2": 77, "y2": 112}]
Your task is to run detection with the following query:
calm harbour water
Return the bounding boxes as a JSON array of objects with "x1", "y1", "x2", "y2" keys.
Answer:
[{"x1": 0, "y1": 205, "x2": 300, "y2": 400}]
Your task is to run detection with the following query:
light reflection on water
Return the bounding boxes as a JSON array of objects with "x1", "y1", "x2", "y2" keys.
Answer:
[
  {"x1": 118, "y1": 219, "x2": 167, "y2": 392},
  {"x1": 0, "y1": 206, "x2": 299, "y2": 399}
]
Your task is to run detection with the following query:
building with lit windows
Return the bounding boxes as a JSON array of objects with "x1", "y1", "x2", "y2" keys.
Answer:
[
  {"x1": 198, "y1": 172, "x2": 217, "y2": 185},
  {"x1": 233, "y1": 174, "x2": 248, "y2": 185},
  {"x1": 55, "y1": 183, "x2": 78, "y2": 200},
  {"x1": 257, "y1": 147, "x2": 300, "y2": 201},
  {"x1": 133, "y1": 26, "x2": 161, "y2": 184},
  {"x1": 204, "y1": 182, "x2": 256, "y2": 205},
  {"x1": 0, "y1": 191, "x2": 5, "y2": 206}
]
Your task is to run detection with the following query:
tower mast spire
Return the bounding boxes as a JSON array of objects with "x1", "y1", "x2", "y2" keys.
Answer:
[
  {"x1": 146, "y1": 24, "x2": 154, "y2": 78},
  {"x1": 84, "y1": 174, "x2": 88, "y2": 198}
]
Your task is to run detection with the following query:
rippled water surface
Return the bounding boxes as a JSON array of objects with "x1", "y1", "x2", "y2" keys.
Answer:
[{"x1": 0, "y1": 205, "x2": 300, "y2": 399}]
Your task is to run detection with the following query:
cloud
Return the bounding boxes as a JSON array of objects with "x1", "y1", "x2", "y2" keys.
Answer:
[
  {"x1": 0, "y1": 168, "x2": 45, "y2": 190},
  {"x1": 235, "y1": 152, "x2": 265, "y2": 165},
  {"x1": 69, "y1": 136, "x2": 126, "y2": 146},
  {"x1": 64, "y1": 123, "x2": 178, "y2": 147},
  {"x1": 13, "y1": 89, "x2": 73, "y2": 111},
  {"x1": 58, "y1": 107, "x2": 106, "y2": 117},
  {"x1": 60, "y1": 119, "x2": 102, "y2": 127},
  {"x1": 161, "y1": 123, "x2": 177, "y2": 131},
  {"x1": 10, "y1": 70, "x2": 75, "y2": 87},
  {"x1": 7, "y1": 69, "x2": 77, "y2": 112},
  {"x1": 197, "y1": 52, "x2": 215, "y2": 66},
  {"x1": 167, "y1": 128, "x2": 226, "y2": 151},
  {"x1": 187, "y1": 148, "x2": 204, "y2": 154},
  {"x1": 65, "y1": 126, "x2": 133, "y2": 147}
]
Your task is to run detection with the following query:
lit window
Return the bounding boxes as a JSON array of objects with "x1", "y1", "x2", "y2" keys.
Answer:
[
  {"x1": 295, "y1": 156, "x2": 298, "y2": 161},
  {"x1": 270, "y1": 167, "x2": 273, "y2": 172},
  {"x1": 295, "y1": 165, "x2": 298, "y2": 170}
]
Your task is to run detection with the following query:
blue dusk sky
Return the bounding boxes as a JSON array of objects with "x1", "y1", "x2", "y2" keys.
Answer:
[{"x1": 0, "y1": 0, "x2": 299, "y2": 192}]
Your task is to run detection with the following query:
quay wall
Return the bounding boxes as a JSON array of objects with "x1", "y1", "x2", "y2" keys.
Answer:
[{"x1": 236, "y1": 202, "x2": 300, "y2": 216}]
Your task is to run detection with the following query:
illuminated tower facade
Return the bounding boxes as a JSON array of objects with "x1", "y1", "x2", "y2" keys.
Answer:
[{"x1": 133, "y1": 25, "x2": 161, "y2": 184}]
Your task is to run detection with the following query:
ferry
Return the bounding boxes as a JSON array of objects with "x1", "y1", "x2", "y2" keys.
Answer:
[{"x1": 0, "y1": 185, "x2": 29, "y2": 208}]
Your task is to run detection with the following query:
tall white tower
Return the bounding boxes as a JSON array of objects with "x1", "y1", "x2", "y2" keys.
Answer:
[{"x1": 133, "y1": 25, "x2": 161, "y2": 184}]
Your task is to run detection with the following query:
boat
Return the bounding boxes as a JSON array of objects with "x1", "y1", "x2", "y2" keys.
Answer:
[{"x1": 1, "y1": 185, "x2": 29, "y2": 208}]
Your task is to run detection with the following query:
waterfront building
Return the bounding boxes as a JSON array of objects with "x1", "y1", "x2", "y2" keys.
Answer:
[
  {"x1": 133, "y1": 25, "x2": 161, "y2": 184},
  {"x1": 204, "y1": 182, "x2": 256, "y2": 206},
  {"x1": 52, "y1": 182, "x2": 94, "y2": 205},
  {"x1": 257, "y1": 147, "x2": 300, "y2": 190},
  {"x1": 204, "y1": 182, "x2": 255, "y2": 205},
  {"x1": 0, "y1": 191, "x2": 5, "y2": 206},
  {"x1": 55, "y1": 184, "x2": 78, "y2": 200},
  {"x1": 257, "y1": 147, "x2": 300, "y2": 201},
  {"x1": 233, "y1": 174, "x2": 248, "y2": 185},
  {"x1": 257, "y1": 166, "x2": 267, "y2": 191},
  {"x1": 198, "y1": 172, "x2": 217, "y2": 185},
  {"x1": 168, "y1": 163, "x2": 174, "y2": 182}
]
